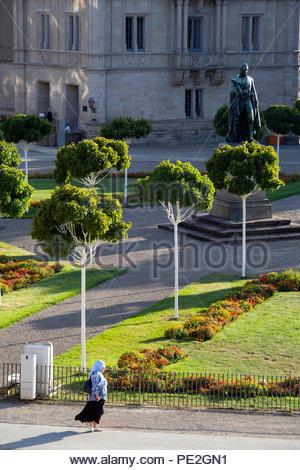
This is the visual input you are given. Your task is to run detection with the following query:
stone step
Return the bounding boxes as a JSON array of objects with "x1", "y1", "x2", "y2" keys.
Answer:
[
  {"x1": 181, "y1": 220, "x2": 300, "y2": 238},
  {"x1": 158, "y1": 223, "x2": 300, "y2": 244},
  {"x1": 191, "y1": 214, "x2": 291, "y2": 229}
]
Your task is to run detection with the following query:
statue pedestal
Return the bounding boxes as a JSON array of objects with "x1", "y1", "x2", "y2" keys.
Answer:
[
  {"x1": 158, "y1": 190, "x2": 300, "y2": 243},
  {"x1": 210, "y1": 190, "x2": 272, "y2": 221}
]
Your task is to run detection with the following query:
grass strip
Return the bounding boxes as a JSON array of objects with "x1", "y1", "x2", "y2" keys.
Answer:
[{"x1": 266, "y1": 182, "x2": 300, "y2": 201}]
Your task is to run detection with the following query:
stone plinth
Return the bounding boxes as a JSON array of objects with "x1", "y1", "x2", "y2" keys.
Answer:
[{"x1": 210, "y1": 190, "x2": 272, "y2": 221}]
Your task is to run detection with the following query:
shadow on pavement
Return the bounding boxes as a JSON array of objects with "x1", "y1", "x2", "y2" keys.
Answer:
[{"x1": 0, "y1": 430, "x2": 78, "y2": 449}]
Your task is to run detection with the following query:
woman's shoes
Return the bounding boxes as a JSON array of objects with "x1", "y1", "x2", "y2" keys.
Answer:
[
  {"x1": 88, "y1": 425, "x2": 95, "y2": 432},
  {"x1": 94, "y1": 427, "x2": 103, "y2": 432}
]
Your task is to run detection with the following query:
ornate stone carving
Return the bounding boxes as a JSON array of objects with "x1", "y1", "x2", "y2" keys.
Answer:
[
  {"x1": 171, "y1": 70, "x2": 190, "y2": 86},
  {"x1": 192, "y1": 70, "x2": 206, "y2": 85},
  {"x1": 206, "y1": 68, "x2": 225, "y2": 85},
  {"x1": 125, "y1": 54, "x2": 151, "y2": 67}
]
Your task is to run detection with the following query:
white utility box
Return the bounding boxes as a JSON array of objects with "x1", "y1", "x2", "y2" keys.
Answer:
[
  {"x1": 21, "y1": 353, "x2": 36, "y2": 400},
  {"x1": 24, "y1": 342, "x2": 53, "y2": 395}
]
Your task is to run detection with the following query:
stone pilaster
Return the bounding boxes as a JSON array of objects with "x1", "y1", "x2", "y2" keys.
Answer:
[
  {"x1": 170, "y1": 0, "x2": 175, "y2": 52},
  {"x1": 183, "y1": 0, "x2": 190, "y2": 54},
  {"x1": 176, "y1": 0, "x2": 183, "y2": 54},
  {"x1": 216, "y1": 0, "x2": 222, "y2": 52},
  {"x1": 222, "y1": 0, "x2": 228, "y2": 52}
]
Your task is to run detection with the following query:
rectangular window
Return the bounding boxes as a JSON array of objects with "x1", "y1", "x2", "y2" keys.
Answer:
[
  {"x1": 185, "y1": 90, "x2": 192, "y2": 118},
  {"x1": 195, "y1": 90, "x2": 203, "y2": 118},
  {"x1": 126, "y1": 16, "x2": 145, "y2": 52},
  {"x1": 242, "y1": 17, "x2": 249, "y2": 51},
  {"x1": 68, "y1": 15, "x2": 80, "y2": 51},
  {"x1": 126, "y1": 17, "x2": 133, "y2": 50},
  {"x1": 137, "y1": 17, "x2": 145, "y2": 51},
  {"x1": 188, "y1": 18, "x2": 202, "y2": 52},
  {"x1": 252, "y1": 16, "x2": 260, "y2": 50},
  {"x1": 40, "y1": 13, "x2": 50, "y2": 49},
  {"x1": 242, "y1": 16, "x2": 260, "y2": 51}
]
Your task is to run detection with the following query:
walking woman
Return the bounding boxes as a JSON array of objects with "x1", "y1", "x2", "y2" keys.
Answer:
[{"x1": 75, "y1": 360, "x2": 107, "y2": 432}]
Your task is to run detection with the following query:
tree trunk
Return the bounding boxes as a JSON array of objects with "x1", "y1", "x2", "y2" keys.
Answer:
[
  {"x1": 81, "y1": 265, "x2": 86, "y2": 370},
  {"x1": 89, "y1": 244, "x2": 93, "y2": 268},
  {"x1": 124, "y1": 168, "x2": 128, "y2": 205},
  {"x1": 24, "y1": 147, "x2": 29, "y2": 183},
  {"x1": 174, "y1": 221, "x2": 179, "y2": 319},
  {"x1": 277, "y1": 134, "x2": 280, "y2": 161},
  {"x1": 241, "y1": 195, "x2": 247, "y2": 278}
]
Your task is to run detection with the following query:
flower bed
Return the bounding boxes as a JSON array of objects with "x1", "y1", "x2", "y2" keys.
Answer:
[
  {"x1": 117, "y1": 346, "x2": 186, "y2": 371},
  {"x1": 279, "y1": 173, "x2": 300, "y2": 183},
  {"x1": 164, "y1": 270, "x2": 300, "y2": 343},
  {"x1": 30, "y1": 200, "x2": 42, "y2": 209},
  {"x1": 0, "y1": 255, "x2": 60, "y2": 294},
  {"x1": 104, "y1": 368, "x2": 299, "y2": 398}
]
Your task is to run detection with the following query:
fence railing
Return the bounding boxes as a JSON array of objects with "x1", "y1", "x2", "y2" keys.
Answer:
[
  {"x1": 1, "y1": 364, "x2": 299, "y2": 412},
  {"x1": 19, "y1": 159, "x2": 300, "y2": 177}
]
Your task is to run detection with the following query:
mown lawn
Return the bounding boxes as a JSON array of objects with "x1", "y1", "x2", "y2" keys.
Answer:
[
  {"x1": 23, "y1": 177, "x2": 138, "y2": 218},
  {"x1": 266, "y1": 182, "x2": 300, "y2": 201},
  {"x1": 0, "y1": 241, "x2": 125, "y2": 330},
  {"x1": 54, "y1": 273, "x2": 300, "y2": 376},
  {"x1": 30, "y1": 177, "x2": 138, "y2": 200}
]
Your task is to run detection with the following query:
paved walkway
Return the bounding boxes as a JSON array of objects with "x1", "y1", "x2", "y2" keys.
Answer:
[
  {"x1": 28, "y1": 143, "x2": 300, "y2": 164},
  {"x1": 0, "y1": 401, "x2": 299, "y2": 449},
  {"x1": 0, "y1": 198, "x2": 300, "y2": 364}
]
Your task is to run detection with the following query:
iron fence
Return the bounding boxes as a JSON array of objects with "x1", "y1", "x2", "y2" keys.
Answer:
[
  {"x1": 1, "y1": 364, "x2": 299, "y2": 412},
  {"x1": 18, "y1": 159, "x2": 300, "y2": 177},
  {"x1": 0, "y1": 363, "x2": 20, "y2": 399}
]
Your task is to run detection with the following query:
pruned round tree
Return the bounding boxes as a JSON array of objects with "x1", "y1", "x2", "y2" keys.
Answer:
[
  {"x1": 293, "y1": 99, "x2": 300, "y2": 112},
  {"x1": 100, "y1": 116, "x2": 152, "y2": 141},
  {"x1": 264, "y1": 105, "x2": 300, "y2": 159},
  {"x1": 1, "y1": 114, "x2": 54, "y2": 181},
  {"x1": 31, "y1": 184, "x2": 131, "y2": 261},
  {"x1": 0, "y1": 141, "x2": 33, "y2": 218},
  {"x1": 31, "y1": 184, "x2": 131, "y2": 369},
  {"x1": 54, "y1": 137, "x2": 131, "y2": 187},
  {"x1": 101, "y1": 117, "x2": 152, "y2": 204},
  {"x1": 54, "y1": 136, "x2": 131, "y2": 266},
  {"x1": 138, "y1": 160, "x2": 215, "y2": 319},
  {"x1": 206, "y1": 142, "x2": 283, "y2": 277}
]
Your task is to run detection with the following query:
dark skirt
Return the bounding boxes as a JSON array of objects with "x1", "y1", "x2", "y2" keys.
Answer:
[{"x1": 75, "y1": 399, "x2": 105, "y2": 424}]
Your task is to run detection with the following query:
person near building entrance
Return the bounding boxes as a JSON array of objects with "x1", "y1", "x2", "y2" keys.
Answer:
[
  {"x1": 46, "y1": 109, "x2": 53, "y2": 123},
  {"x1": 75, "y1": 360, "x2": 107, "y2": 432},
  {"x1": 65, "y1": 122, "x2": 71, "y2": 133}
]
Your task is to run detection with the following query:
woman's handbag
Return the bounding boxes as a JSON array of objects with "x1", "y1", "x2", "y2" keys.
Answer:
[{"x1": 83, "y1": 377, "x2": 92, "y2": 394}]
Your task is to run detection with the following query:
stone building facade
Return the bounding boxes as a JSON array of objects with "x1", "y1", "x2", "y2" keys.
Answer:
[{"x1": 0, "y1": 0, "x2": 299, "y2": 143}]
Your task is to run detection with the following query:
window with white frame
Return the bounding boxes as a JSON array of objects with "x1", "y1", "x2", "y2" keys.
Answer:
[
  {"x1": 125, "y1": 16, "x2": 145, "y2": 51},
  {"x1": 39, "y1": 13, "x2": 50, "y2": 49},
  {"x1": 242, "y1": 16, "x2": 260, "y2": 51},
  {"x1": 185, "y1": 89, "x2": 203, "y2": 118},
  {"x1": 188, "y1": 17, "x2": 203, "y2": 52},
  {"x1": 67, "y1": 14, "x2": 80, "y2": 51}
]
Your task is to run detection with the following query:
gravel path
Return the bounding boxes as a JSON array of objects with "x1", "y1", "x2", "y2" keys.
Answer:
[{"x1": 0, "y1": 198, "x2": 300, "y2": 364}]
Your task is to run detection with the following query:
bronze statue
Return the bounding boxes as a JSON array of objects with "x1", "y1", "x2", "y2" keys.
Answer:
[{"x1": 226, "y1": 63, "x2": 261, "y2": 143}]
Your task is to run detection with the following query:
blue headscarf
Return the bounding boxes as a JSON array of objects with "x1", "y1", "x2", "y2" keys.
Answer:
[{"x1": 89, "y1": 360, "x2": 105, "y2": 377}]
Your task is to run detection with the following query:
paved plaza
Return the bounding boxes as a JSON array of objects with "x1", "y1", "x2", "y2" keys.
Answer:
[{"x1": 26, "y1": 142, "x2": 300, "y2": 163}]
